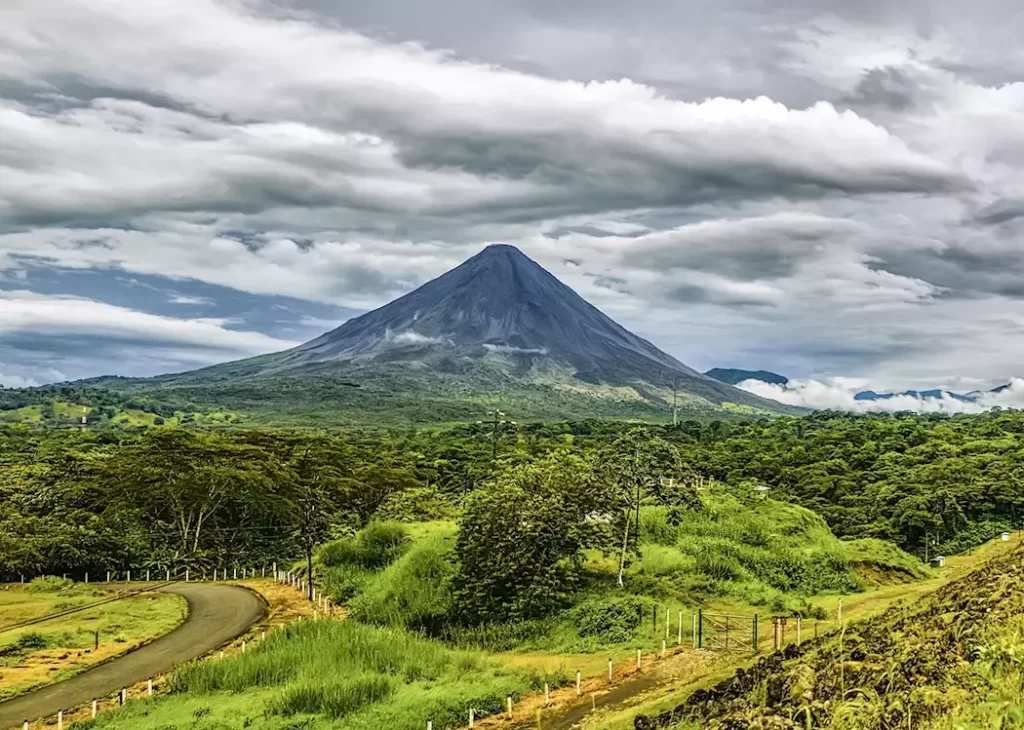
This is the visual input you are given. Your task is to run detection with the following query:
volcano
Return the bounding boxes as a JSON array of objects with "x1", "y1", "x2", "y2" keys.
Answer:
[{"x1": 145, "y1": 244, "x2": 784, "y2": 411}]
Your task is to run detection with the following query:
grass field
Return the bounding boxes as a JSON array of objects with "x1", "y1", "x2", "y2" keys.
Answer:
[{"x1": 0, "y1": 578, "x2": 187, "y2": 700}]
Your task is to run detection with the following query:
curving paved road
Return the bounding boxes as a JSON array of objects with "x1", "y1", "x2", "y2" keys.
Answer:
[{"x1": 0, "y1": 583, "x2": 265, "y2": 728}]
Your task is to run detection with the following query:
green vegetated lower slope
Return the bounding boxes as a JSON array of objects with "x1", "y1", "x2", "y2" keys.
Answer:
[
  {"x1": 319, "y1": 494, "x2": 925, "y2": 656},
  {"x1": 636, "y1": 541, "x2": 1024, "y2": 730}
]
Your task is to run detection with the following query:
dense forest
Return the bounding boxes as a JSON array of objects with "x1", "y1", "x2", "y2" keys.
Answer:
[{"x1": 3, "y1": 409, "x2": 1023, "y2": 584}]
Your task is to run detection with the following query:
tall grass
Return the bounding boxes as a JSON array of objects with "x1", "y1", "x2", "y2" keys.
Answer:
[
  {"x1": 165, "y1": 619, "x2": 565, "y2": 728},
  {"x1": 349, "y1": 532, "x2": 455, "y2": 631}
]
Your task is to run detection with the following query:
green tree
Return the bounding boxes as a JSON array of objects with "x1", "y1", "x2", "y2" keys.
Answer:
[{"x1": 451, "y1": 451, "x2": 609, "y2": 623}]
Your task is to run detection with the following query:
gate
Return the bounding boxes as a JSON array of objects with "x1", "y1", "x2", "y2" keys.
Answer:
[{"x1": 697, "y1": 610, "x2": 758, "y2": 652}]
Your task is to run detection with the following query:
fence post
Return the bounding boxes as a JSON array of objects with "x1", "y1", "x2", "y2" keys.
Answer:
[
  {"x1": 146, "y1": 569, "x2": 150, "y2": 582},
  {"x1": 753, "y1": 614, "x2": 759, "y2": 653},
  {"x1": 85, "y1": 572, "x2": 89, "y2": 583},
  {"x1": 725, "y1": 616, "x2": 730, "y2": 651},
  {"x1": 838, "y1": 599, "x2": 843, "y2": 624},
  {"x1": 106, "y1": 571, "x2": 111, "y2": 582},
  {"x1": 468, "y1": 707, "x2": 474, "y2": 728},
  {"x1": 665, "y1": 607, "x2": 670, "y2": 639},
  {"x1": 92, "y1": 700, "x2": 97, "y2": 718},
  {"x1": 166, "y1": 568, "x2": 170, "y2": 581},
  {"x1": 692, "y1": 613, "x2": 696, "y2": 647},
  {"x1": 797, "y1": 616, "x2": 802, "y2": 645},
  {"x1": 636, "y1": 648, "x2": 642, "y2": 670},
  {"x1": 661, "y1": 639, "x2": 667, "y2": 658},
  {"x1": 608, "y1": 657, "x2": 613, "y2": 682},
  {"x1": 576, "y1": 669, "x2": 581, "y2": 695},
  {"x1": 544, "y1": 682, "x2": 550, "y2": 705},
  {"x1": 698, "y1": 610, "x2": 703, "y2": 649},
  {"x1": 148, "y1": 678, "x2": 153, "y2": 696},
  {"x1": 652, "y1": 604, "x2": 657, "y2": 632},
  {"x1": 185, "y1": 568, "x2": 189, "y2": 582},
  {"x1": 677, "y1": 610, "x2": 683, "y2": 645},
  {"x1": 58, "y1": 710, "x2": 63, "y2": 730},
  {"x1": 120, "y1": 687, "x2": 126, "y2": 705},
  {"x1": 127, "y1": 570, "x2": 130, "y2": 582}
]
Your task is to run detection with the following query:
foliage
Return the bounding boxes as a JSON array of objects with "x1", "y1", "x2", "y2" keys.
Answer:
[
  {"x1": 568, "y1": 595, "x2": 654, "y2": 643},
  {"x1": 451, "y1": 451, "x2": 612, "y2": 623}
]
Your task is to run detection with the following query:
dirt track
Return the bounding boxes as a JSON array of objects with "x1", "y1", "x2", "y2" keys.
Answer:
[{"x1": 0, "y1": 583, "x2": 265, "y2": 728}]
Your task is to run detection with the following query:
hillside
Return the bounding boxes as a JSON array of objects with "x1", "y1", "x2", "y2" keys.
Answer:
[
  {"x1": 636, "y1": 537, "x2": 1024, "y2": 729},
  {"x1": 66, "y1": 245, "x2": 797, "y2": 424},
  {"x1": 703, "y1": 368, "x2": 789, "y2": 386}
]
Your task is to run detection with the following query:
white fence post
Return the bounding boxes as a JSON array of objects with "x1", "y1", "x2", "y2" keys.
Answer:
[{"x1": 148, "y1": 678, "x2": 153, "y2": 696}]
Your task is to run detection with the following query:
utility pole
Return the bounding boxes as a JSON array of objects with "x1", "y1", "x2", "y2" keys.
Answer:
[
  {"x1": 478, "y1": 410, "x2": 515, "y2": 462},
  {"x1": 671, "y1": 381, "x2": 679, "y2": 427}
]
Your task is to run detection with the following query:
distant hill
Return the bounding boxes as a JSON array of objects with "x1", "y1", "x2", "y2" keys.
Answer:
[
  {"x1": 70, "y1": 245, "x2": 798, "y2": 424},
  {"x1": 855, "y1": 387, "x2": 1003, "y2": 403},
  {"x1": 704, "y1": 368, "x2": 789, "y2": 386}
]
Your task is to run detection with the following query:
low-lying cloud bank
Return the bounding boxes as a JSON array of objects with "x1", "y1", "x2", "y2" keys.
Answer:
[{"x1": 739, "y1": 377, "x2": 1024, "y2": 414}]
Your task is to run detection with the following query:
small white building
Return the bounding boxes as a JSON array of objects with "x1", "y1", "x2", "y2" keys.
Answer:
[
  {"x1": 932, "y1": 555, "x2": 946, "y2": 568},
  {"x1": 1001, "y1": 532, "x2": 1011, "y2": 542}
]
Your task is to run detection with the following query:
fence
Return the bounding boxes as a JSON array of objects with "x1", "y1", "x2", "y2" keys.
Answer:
[{"x1": 697, "y1": 610, "x2": 758, "y2": 652}]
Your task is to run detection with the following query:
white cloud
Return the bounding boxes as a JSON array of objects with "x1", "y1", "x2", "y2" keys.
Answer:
[
  {"x1": 738, "y1": 376, "x2": 1024, "y2": 414},
  {"x1": 387, "y1": 329, "x2": 443, "y2": 345},
  {"x1": 169, "y1": 295, "x2": 214, "y2": 305},
  {"x1": 0, "y1": 290, "x2": 297, "y2": 354}
]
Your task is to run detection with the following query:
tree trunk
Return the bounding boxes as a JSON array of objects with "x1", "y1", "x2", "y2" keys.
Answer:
[
  {"x1": 617, "y1": 511, "x2": 631, "y2": 588},
  {"x1": 306, "y1": 543, "x2": 314, "y2": 601}
]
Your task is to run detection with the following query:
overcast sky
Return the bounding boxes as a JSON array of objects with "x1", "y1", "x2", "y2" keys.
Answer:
[{"x1": 2, "y1": 0, "x2": 1024, "y2": 400}]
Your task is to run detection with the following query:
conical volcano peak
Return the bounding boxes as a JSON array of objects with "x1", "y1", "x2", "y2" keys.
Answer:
[
  {"x1": 479, "y1": 243, "x2": 525, "y2": 257},
  {"x1": 195, "y1": 245, "x2": 789, "y2": 412}
]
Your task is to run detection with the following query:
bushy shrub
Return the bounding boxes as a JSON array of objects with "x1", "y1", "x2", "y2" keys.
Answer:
[
  {"x1": 27, "y1": 576, "x2": 74, "y2": 593},
  {"x1": 319, "y1": 522, "x2": 409, "y2": 571},
  {"x1": 16, "y1": 632, "x2": 48, "y2": 650},
  {"x1": 569, "y1": 595, "x2": 654, "y2": 643},
  {"x1": 359, "y1": 522, "x2": 410, "y2": 569},
  {"x1": 375, "y1": 488, "x2": 455, "y2": 523}
]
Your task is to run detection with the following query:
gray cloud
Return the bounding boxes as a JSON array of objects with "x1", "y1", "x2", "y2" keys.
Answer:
[{"x1": 1, "y1": 0, "x2": 1024, "y2": 393}]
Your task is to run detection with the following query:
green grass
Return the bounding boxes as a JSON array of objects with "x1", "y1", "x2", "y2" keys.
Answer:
[{"x1": 86, "y1": 619, "x2": 566, "y2": 730}]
